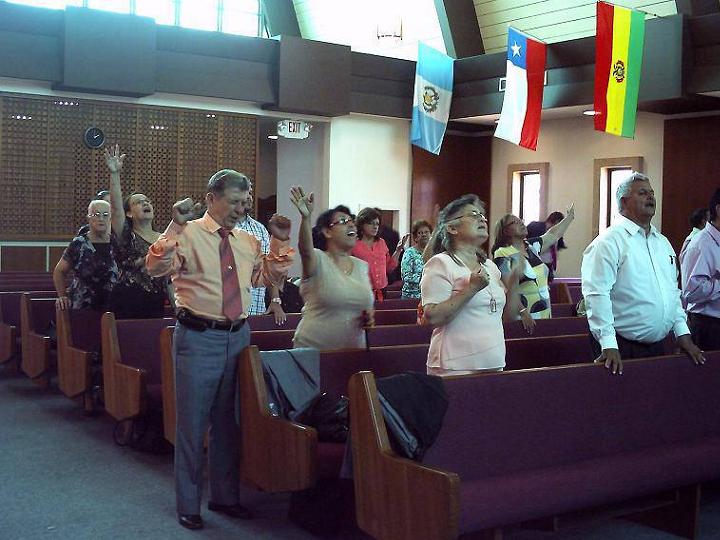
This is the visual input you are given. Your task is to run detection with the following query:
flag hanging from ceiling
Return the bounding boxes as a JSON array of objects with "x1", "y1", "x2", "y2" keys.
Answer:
[
  {"x1": 594, "y1": 1, "x2": 646, "y2": 138},
  {"x1": 410, "y1": 43, "x2": 454, "y2": 155},
  {"x1": 494, "y1": 27, "x2": 547, "y2": 151}
]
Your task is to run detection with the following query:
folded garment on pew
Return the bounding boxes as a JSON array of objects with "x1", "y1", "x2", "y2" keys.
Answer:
[
  {"x1": 261, "y1": 348, "x2": 320, "y2": 420},
  {"x1": 376, "y1": 373, "x2": 448, "y2": 460}
]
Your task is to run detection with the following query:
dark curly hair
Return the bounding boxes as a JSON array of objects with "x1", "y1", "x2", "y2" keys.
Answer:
[{"x1": 312, "y1": 205, "x2": 353, "y2": 251}]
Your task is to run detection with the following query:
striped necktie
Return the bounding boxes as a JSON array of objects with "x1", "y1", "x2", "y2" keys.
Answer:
[{"x1": 217, "y1": 228, "x2": 243, "y2": 321}]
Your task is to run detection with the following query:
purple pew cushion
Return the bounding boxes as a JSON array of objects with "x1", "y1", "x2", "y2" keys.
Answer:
[
  {"x1": 365, "y1": 324, "x2": 432, "y2": 348},
  {"x1": 251, "y1": 329, "x2": 295, "y2": 351},
  {"x1": 0, "y1": 291, "x2": 54, "y2": 327},
  {"x1": 319, "y1": 349, "x2": 370, "y2": 397},
  {"x1": 69, "y1": 309, "x2": 103, "y2": 352},
  {"x1": 424, "y1": 356, "x2": 720, "y2": 482},
  {"x1": 369, "y1": 344, "x2": 429, "y2": 378},
  {"x1": 30, "y1": 298, "x2": 57, "y2": 335},
  {"x1": 116, "y1": 318, "x2": 175, "y2": 385},
  {"x1": 248, "y1": 313, "x2": 302, "y2": 331},
  {"x1": 373, "y1": 309, "x2": 418, "y2": 326},
  {"x1": 459, "y1": 437, "x2": 720, "y2": 532},
  {"x1": 505, "y1": 334, "x2": 594, "y2": 369},
  {"x1": 503, "y1": 317, "x2": 589, "y2": 339},
  {"x1": 551, "y1": 303, "x2": 576, "y2": 317},
  {"x1": 317, "y1": 442, "x2": 346, "y2": 479}
]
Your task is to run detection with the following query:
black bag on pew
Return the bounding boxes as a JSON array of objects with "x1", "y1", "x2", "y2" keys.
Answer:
[{"x1": 297, "y1": 393, "x2": 349, "y2": 443}]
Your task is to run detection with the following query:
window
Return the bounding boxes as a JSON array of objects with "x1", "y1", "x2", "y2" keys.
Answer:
[
  {"x1": 135, "y1": 0, "x2": 176, "y2": 25},
  {"x1": 507, "y1": 163, "x2": 548, "y2": 224},
  {"x1": 7, "y1": 0, "x2": 263, "y2": 37},
  {"x1": 593, "y1": 157, "x2": 643, "y2": 237}
]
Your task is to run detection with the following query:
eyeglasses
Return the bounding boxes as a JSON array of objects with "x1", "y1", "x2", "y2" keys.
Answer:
[
  {"x1": 447, "y1": 210, "x2": 486, "y2": 222},
  {"x1": 328, "y1": 216, "x2": 356, "y2": 228},
  {"x1": 88, "y1": 212, "x2": 110, "y2": 219}
]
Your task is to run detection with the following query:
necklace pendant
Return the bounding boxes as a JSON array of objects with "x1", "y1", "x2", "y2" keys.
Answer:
[{"x1": 490, "y1": 298, "x2": 497, "y2": 313}]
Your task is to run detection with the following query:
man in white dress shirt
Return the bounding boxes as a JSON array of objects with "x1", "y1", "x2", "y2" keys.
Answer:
[{"x1": 581, "y1": 172, "x2": 704, "y2": 374}]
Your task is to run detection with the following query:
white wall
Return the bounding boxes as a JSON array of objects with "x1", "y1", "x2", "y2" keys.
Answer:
[
  {"x1": 490, "y1": 111, "x2": 665, "y2": 277},
  {"x1": 327, "y1": 114, "x2": 412, "y2": 237},
  {"x1": 276, "y1": 123, "x2": 330, "y2": 277}
]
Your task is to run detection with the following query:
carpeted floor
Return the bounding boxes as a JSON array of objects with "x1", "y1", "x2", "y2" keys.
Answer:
[{"x1": 1, "y1": 368, "x2": 720, "y2": 540}]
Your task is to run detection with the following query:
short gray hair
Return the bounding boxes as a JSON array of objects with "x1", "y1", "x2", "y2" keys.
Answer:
[
  {"x1": 616, "y1": 172, "x2": 650, "y2": 211},
  {"x1": 207, "y1": 169, "x2": 252, "y2": 196},
  {"x1": 87, "y1": 199, "x2": 110, "y2": 215}
]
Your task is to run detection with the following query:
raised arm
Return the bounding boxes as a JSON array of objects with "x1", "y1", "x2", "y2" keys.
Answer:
[
  {"x1": 540, "y1": 203, "x2": 575, "y2": 254},
  {"x1": 146, "y1": 198, "x2": 194, "y2": 278},
  {"x1": 289, "y1": 186, "x2": 317, "y2": 279},
  {"x1": 104, "y1": 144, "x2": 126, "y2": 236}
]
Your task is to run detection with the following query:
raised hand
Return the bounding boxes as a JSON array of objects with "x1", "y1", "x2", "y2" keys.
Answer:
[
  {"x1": 172, "y1": 198, "x2": 195, "y2": 226},
  {"x1": 289, "y1": 186, "x2": 314, "y2": 218},
  {"x1": 565, "y1": 203, "x2": 575, "y2": 220},
  {"x1": 104, "y1": 144, "x2": 125, "y2": 174},
  {"x1": 469, "y1": 266, "x2": 490, "y2": 293},
  {"x1": 268, "y1": 214, "x2": 292, "y2": 241},
  {"x1": 400, "y1": 233, "x2": 411, "y2": 249}
]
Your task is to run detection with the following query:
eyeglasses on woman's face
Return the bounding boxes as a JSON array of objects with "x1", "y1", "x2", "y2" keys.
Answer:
[
  {"x1": 328, "y1": 216, "x2": 356, "y2": 228},
  {"x1": 88, "y1": 211, "x2": 110, "y2": 219},
  {"x1": 448, "y1": 210, "x2": 487, "y2": 222}
]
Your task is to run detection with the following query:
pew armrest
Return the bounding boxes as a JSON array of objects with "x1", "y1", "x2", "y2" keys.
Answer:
[
  {"x1": 349, "y1": 371, "x2": 460, "y2": 540},
  {"x1": 239, "y1": 346, "x2": 318, "y2": 492},
  {"x1": 21, "y1": 332, "x2": 51, "y2": 380},
  {"x1": 106, "y1": 363, "x2": 146, "y2": 422},
  {"x1": 0, "y1": 323, "x2": 16, "y2": 364},
  {"x1": 57, "y1": 345, "x2": 93, "y2": 399}
]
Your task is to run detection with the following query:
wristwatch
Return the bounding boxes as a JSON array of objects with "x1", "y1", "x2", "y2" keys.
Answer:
[{"x1": 271, "y1": 297, "x2": 282, "y2": 304}]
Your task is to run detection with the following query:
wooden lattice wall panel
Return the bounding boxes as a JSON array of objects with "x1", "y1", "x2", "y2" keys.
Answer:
[{"x1": 0, "y1": 93, "x2": 257, "y2": 239}]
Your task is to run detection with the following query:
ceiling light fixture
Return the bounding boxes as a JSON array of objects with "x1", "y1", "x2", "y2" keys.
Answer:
[
  {"x1": 583, "y1": 110, "x2": 600, "y2": 116},
  {"x1": 267, "y1": 135, "x2": 278, "y2": 140}
]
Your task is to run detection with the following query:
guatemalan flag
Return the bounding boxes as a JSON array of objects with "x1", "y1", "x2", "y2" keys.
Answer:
[
  {"x1": 411, "y1": 43, "x2": 454, "y2": 155},
  {"x1": 494, "y1": 27, "x2": 546, "y2": 151}
]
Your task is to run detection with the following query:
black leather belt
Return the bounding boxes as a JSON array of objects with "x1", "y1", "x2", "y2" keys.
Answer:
[{"x1": 177, "y1": 308, "x2": 246, "y2": 332}]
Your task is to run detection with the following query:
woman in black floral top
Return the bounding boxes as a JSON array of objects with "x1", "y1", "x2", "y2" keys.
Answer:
[
  {"x1": 53, "y1": 200, "x2": 118, "y2": 310},
  {"x1": 105, "y1": 145, "x2": 172, "y2": 319}
]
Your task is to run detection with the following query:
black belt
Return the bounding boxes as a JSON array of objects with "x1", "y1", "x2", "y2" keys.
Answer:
[{"x1": 176, "y1": 308, "x2": 247, "y2": 332}]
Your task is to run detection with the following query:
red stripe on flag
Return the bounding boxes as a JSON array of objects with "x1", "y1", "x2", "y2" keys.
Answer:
[
  {"x1": 520, "y1": 37, "x2": 546, "y2": 150},
  {"x1": 594, "y1": 1, "x2": 614, "y2": 131}
]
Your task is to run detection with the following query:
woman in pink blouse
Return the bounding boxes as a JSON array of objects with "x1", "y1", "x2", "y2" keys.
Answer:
[{"x1": 351, "y1": 207, "x2": 407, "y2": 301}]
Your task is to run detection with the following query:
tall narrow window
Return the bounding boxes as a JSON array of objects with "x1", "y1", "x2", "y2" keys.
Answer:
[
  {"x1": 593, "y1": 157, "x2": 643, "y2": 237},
  {"x1": 507, "y1": 163, "x2": 548, "y2": 224}
]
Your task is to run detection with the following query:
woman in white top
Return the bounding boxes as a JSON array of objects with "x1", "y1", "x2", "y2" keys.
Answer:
[
  {"x1": 289, "y1": 186, "x2": 374, "y2": 350},
  {"x1": 421, "y1": 194, "x2": 521, "y2": 376}
]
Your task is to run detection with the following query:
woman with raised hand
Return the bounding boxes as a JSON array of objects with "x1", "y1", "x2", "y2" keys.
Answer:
[
  {"x1": 104, "y1": 144, "x2": 172, "y2": 319},
  {"x1": 54, "y1": 199, "x2": 118, "y2": 311},
  {"x1": 401, "y1": 220, "x2": 432, "y2": 299},
  {"x1": 421, "y1": 194, "x2": 521, "y2": 376},
  {"x1": 289, "y1": 186, "x2": 374, "y2": 350},
  {"x1": 351, "y1": 207, "x2": 408, "y2": 301},
  {"x1": 491, "y1": 204, "x2": 575, "y2": 329}
]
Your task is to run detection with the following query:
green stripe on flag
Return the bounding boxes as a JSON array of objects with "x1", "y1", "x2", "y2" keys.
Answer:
[{"x1": 621, "y1": 9, "x2": 645, "y2": 138}]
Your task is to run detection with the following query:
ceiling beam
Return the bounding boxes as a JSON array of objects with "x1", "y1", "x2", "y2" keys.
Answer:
[
  {"x1": 675, "y1": 0, "x2": 720, "y2": 16},
  {"x1": 434, "y1": 0, "x2": 484, "y2": 59},
  {"x1": 260, "y1": 0, "x2": 301, "y2": 38}
]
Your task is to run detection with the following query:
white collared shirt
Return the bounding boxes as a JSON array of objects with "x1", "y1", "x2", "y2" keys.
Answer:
[{"x1": 581, "y1": 215, "x2": 689, "y2": 350}]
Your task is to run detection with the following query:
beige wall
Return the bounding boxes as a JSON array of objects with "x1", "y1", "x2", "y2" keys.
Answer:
[
  {"x1": 490, "y1": 111, "x2": 665, "y2": 277},
  {"x1": 328, "y1": 114, "x2": 412, "y2": 236}
]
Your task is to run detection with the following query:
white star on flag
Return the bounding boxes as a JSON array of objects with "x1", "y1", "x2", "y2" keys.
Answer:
[{"x1": 511, "y1": 41, "x2": 521, "y2": 57}]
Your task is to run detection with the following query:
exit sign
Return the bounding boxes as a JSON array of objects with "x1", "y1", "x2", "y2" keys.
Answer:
[{"x1": 277, "y1": 119, "x2": 312, "y2": 139}]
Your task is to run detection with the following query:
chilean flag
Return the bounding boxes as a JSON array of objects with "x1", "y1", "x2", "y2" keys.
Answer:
[{"x1": 494, "y1": 27, "x2": 546, "y2": 151}]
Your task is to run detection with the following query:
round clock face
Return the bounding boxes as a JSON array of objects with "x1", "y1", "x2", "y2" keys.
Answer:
[{"x1": 83, "y1": 127, "x2": 105, "y2": 149}]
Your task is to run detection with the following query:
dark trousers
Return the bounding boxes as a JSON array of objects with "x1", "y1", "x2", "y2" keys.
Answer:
[
  {"x1": 590, "y1": 332, "x2": 666, "y2": 360},
  {"x1": 688, "y1": 312, "x2": 720, "y2": 351}
]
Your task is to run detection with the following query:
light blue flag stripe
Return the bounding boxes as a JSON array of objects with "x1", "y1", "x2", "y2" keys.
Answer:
[{"x1": 411, "y1": 43, "x2": 454, "y2": 156}]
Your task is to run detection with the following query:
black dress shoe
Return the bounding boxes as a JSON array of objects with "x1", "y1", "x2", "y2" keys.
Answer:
[
  {"x1": 208, "y1": 502, "x2": 253, "y2": 519},
  {"x1": 178, "y1": 514, "x2": 204, "y2": 530}
]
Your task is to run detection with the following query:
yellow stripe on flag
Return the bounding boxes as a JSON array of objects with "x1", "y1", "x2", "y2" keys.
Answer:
[{"x1": 605, "y1": 6, "x2": 631, "y2": 136}]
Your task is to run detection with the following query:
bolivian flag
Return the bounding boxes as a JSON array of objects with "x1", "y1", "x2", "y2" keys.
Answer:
[{"x1": 594, "y1": 1, "x2": 645, "y2": 137}]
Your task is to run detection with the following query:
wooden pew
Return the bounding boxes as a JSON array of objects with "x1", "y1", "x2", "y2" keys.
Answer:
[
  {"x1": 385, "y1": 290, "x2": 401, "y2": 299},
  {"x1": 375, "y1": 298, "x2": 419, "y2": 310},
  {"x1": 349, "y1": 353, "x2": 720, "y2": 540},
  {"x1": 101, "y1": 313, "x2": 174, "y2": 423},
  {"x1": 20, "y1": 295, "x2": 57, "y2": 387},
  {"x1": 160, "y1": 326, "x2": 176, "y2": 445},
  {"x1": 503, "y1": 316, "x2": 588, "y2": 339},
  {"x1": 0, "y1": 290, "x2": 55, "y2": 372},
  {"x1": 552, "y1": 303, "x2": 576, "y2": 317},
  {"x1": 248, "y1": 312, "x2": 302, "y2": 331},
  {"x1": 373, "y1": 309, "x2": 418, "y2": 326},
  {"x1": 56, "y1": 308, "x2": 103, "y2": 411}
]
